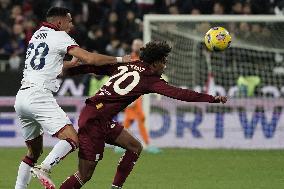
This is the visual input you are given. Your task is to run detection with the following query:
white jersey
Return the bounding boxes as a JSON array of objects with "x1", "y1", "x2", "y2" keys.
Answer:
[{"x1": 21, "y1": 22, "x2": 78, "y2": 92}]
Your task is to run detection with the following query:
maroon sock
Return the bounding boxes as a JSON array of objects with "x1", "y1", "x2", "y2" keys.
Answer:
[
  {"x1": 60, "y1": 173, "x2": 83, "y2": 189},
  {"x1": 112, "y1": 150, "x2": 139, "y2": 187}
]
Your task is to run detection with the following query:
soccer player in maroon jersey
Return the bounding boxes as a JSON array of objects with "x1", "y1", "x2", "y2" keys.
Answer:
[{"x1": 59, "y1": 41, "x2": 227, "y2": 189}]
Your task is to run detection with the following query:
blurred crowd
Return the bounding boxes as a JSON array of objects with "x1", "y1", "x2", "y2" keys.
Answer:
[{"x1": 1, "y1": 0, "x2": 284, "y2": 72}]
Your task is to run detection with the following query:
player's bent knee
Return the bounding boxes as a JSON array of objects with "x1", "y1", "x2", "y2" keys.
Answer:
[{"x1": 130, "y1": 141, "x2": 143, "y2": 155}]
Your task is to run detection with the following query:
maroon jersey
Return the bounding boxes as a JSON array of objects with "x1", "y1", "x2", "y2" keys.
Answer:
[{"x1": 67, "y1": 60, "x2": 216, "y2": 121}]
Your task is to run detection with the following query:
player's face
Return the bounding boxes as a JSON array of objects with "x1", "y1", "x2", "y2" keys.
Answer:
[
  {"x1": 59, "y1": 13, "x2": 74, "y2": 33},
  {"x1": 155, "y1": 57, "x2": 167, "y2": 75}
]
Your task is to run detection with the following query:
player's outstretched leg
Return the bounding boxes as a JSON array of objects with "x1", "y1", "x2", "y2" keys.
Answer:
[
  {"x1": 15, "y1": 135, "x2": 42, "y2": 189},
  {"x1": 60, "y1": 171, "x2": 84, "y2": 189},
  {"x1": 112, "y1": 129, "x2": 143, "y2": 188},
  {"x1": 31, "y1": 125, "x2": 78, "y2": 189}
]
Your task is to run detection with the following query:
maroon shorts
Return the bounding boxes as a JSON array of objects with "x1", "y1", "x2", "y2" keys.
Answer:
[{"x1": 78, "y1": 105, "x2": 123, "y2": 161}]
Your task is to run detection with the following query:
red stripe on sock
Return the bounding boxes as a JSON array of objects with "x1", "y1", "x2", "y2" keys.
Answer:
[
  {"x1": 60, "y1": 138, "x2": 78, "y2": 160},
  {"x1": 65, "y1": 138, "x2": 78, "y2": 151},
  {"x1": 22, "y1": 156, "x2": 36, "y2": 167}
]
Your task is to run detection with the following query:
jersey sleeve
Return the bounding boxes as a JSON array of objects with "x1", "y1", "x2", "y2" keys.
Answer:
[
  {"x1": 66, "y1": 64, "x2": 117, "y2": 76},
  {"x1": 56, "y1": 32, "x2": 79, "y2": 54},
  {"x1": 147, "y1": 76, "x2": 216, "y2": 103}
]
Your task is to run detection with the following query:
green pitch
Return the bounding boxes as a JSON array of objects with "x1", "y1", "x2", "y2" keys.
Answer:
[{"x1": 1, "y1": 148, "x2": 284, "y2": 189}]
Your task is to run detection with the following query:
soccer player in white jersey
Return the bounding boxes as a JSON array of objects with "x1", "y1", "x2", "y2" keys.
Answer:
[{"x1": 14, "y1": 7, "x2": 130, "y2": 189}]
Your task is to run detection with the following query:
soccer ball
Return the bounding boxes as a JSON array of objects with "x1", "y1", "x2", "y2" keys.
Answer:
[{"x1": 204, "y1": 27, "x2": 232, "y2": 51}]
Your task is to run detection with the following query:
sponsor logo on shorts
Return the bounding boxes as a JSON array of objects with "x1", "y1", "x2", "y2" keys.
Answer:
[{"x1": 96, "y1": 103, "x2": 103, "y2": 109}]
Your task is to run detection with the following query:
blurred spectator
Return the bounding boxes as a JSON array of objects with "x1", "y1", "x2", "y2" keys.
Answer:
[
  {"x1": 0, "y1": 21, "x2": 10, "y2": 51},
  {"x1": 52, "y1": 0, "x2": 73, "y2": 11},
  {"x1": 22, "y1": 0, "x2": 34, "y2": 18},
  {"x1": 106, "y1": 37, "x2": 125, "y2": 56},
  {"x1": 114, "y1": 0, "x2": 138, "y2": 18},
  {"x1": 8, "y1": 51, "x2": 21, "y2": 71},
  {"x1": 29, "y1": 0, "x2": 50, "y2": 21},
  {"x1": 3, "y1": 23, "x2": 25, "y2": 55},
  {"x1": 10, "y1": 5, "x2": 24, "y2": 24},
  {"x1": 86, "y1": 0, "x2": 108, "y2": 26},
  {"x1": 213, "y1": 2, "x2": 225, "y2": 14},
  {"x1": 242, "y1": 2, "x2": 252, "y2": 14},
  {"x1": 171, "y1": 0, "x2": 194, "y2": 14},
  {"x1": 104, "y1": 11, "x2": 121, "y2": 36},
  {"x1": 23, "y1": 18, "x2": 36, "y2": 44},
  {"x1": 0, "y1": 0, "x2": 282, "y2": 73},
  {"x1": 250, "y1": 0, "x2": 272, "y2": 14},
  {"x1": 85, "y1": 25, "x2": 108, "y2": 54},
  {"x1": 70, "y1": 14, "x2": 88, "y2": 47},
  {"x1": 0, "y1": 0, "x2": 12, "y2": 24},
  {"x1": 238, "y1": 22, "x2": 251, "y2": 39},
  {"x1": 195, "y1": 22, "x2": 211, "y2": 35},
  {"x1": 195, "y1": 0, "x2": 215, "y2": 14},
  {"x1": 251, "y1": 24, "x2": 261, "y2": 34},
  {"x1": 191, "y1": 8, "x2": 201, "y2": 15},
  {"x1": 6, "y1": 23, "x2": 25, "y2": 71},
  {"x1": 105, "y1": 24, "x2": 119, "y2": 42},
  {"x1": 121, "y1": 10, "x2": 142, "y2": 43},
  {"x1": 136, "y1": 0, "x2": 155, "y2": 12},
  {"x1": 168, "y1": 5, "x2": 180, "y2": 14},
  {"x1": 231, "y1": 1, "x2": 243, "y2": 14}
]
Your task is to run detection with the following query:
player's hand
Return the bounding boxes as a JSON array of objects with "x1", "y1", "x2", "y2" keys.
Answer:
[
  {"x1": 214, "y1": 96, "x2": 227, "y2": 104},
  {"x1": 122, "y1": 55, "x2": 132, "y2": 63}
]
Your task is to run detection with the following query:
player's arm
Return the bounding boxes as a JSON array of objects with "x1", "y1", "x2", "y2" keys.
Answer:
[
  {"x1": 68, "y1": 47, "x2": 131, "y2": 66},
  {"x1": 148, "y1": 77, "x2": 227, "y2": 103},
  {"x1": 62, "y1": 63, "x2": 117, "y2": 77}
]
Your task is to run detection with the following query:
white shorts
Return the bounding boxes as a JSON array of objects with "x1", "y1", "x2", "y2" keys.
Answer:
[{"x1": 14, "y1": 86, "x2": 72, "y2": 141}]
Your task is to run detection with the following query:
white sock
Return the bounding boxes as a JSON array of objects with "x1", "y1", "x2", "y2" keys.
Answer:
[
  {"x1": 41, "y1": 140, "x2": 73, "y2": 171},
  {"x1": 15, "y1": 161, "x2": 32, "y2": 189}
]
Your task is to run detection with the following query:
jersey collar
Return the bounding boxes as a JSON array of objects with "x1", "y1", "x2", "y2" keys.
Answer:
[{"x1": 41, "y1": 22, "x2": 60, "y2": 31}]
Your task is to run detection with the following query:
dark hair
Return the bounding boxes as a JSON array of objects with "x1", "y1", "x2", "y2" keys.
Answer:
[
  {"x1": 46, "y1": 7, "x2": 70, "y2": 19},
  {"x1": 140, "y1": 41, "x2": 171, "y2": 64}
]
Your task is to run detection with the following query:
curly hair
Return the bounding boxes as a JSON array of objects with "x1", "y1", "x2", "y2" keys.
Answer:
[{"x1": 139, "y1": 41, "x2": 171, "y2": 64}]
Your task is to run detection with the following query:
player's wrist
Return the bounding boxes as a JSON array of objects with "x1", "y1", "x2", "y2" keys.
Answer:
[{"x1": 116, "y1": 57, "x2": 123, "y2": 63}]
